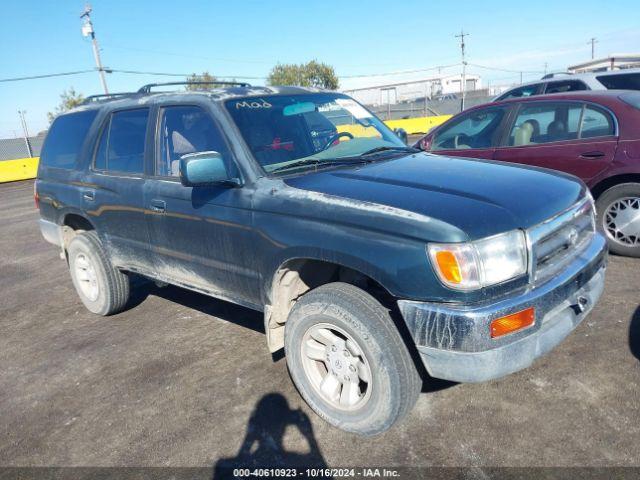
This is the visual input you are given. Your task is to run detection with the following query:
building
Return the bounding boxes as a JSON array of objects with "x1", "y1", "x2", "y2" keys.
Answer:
[
  {"x1": 568, "y1": 54, "x2": 640, "y2": 73},
  {"x1": 342, "y1": 74, "x2": 482, "y2": 106}
]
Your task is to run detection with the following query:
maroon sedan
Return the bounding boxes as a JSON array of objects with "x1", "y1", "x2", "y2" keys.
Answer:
[{"x1": 414, "y1": 90, "x2": 640, "y2": 257}]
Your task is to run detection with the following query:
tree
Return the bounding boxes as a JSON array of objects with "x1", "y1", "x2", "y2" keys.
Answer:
[
  {"x1": 267, "y1": 60, "x2": 339, "y2": 90},
  {"x1": 47, "y1": 88, "x2": 85, "y2": 123},
  {"x1": 185, "y1": 71, "x2": 219, "y2": 91}
]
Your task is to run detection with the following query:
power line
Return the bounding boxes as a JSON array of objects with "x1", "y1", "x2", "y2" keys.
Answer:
[
  {"x1": 100, "y1": 43, "x2": 274, "y2": 65},
  {"x1": 0, "y1": 69, "x2": 96, "y2": 83},
  {"x1": 1, "y1": 61, "x2": 547, "y2": 86},
  {"x1": 108, "y1": 68, "x2": 267, "y2": 79},
  {"x1": 468, "y1": 63, "x2": 545, "y2": 74},
  {"x1": 338, "y1": 63, "x2": 461, "y2": 79}
]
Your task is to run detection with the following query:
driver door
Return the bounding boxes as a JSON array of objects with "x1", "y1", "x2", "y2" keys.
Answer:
[
  {"x1": 145, "y1": 103, "x2": 261, "y2": 307},
  {"x1": 428, "y1": 105, "x2": 510, "y2": 160}
]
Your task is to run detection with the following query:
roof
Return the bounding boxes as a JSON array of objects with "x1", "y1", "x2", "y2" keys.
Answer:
[
  {"x1": 483, "y1": 89, "x2": 640, "y2": 109},
  {"x1": 65, "y1": 85, "x2": 327, "y2": 116}
]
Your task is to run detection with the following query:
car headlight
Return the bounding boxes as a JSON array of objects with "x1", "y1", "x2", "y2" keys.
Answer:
[{"x1": 428, "y1": 230, "x2": 528, "y2": 291}]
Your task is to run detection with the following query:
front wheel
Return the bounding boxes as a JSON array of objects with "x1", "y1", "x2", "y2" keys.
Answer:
[
  {"x1": 284, "y1": 282, "x2": 421, "y2": 436},
  {"x1": 596, "y1": 183, "x2": 640, "y2": 257}
]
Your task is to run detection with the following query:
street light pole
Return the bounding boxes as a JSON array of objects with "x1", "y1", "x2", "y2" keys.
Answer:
[{"x1": 81, "y1": 5, "x2": 109, "y2": 94}]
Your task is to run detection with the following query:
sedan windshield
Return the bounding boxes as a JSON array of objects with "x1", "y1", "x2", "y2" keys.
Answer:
[{"x1": 225, "y1": 93, "x2": 406, "y2": 174}]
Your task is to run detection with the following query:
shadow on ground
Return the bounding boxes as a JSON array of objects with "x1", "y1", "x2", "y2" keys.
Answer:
[
  {"x1": 127, "y1": 278, "x2": 264, "y2": 334},
  {"x1": 212, "y1": 393, "x2": 329, "y2": 478},
  {"x1": 630, "y1": 305, "x2": 640, "y2": 362},
  {"x1": 128, "y1": 276, "x2": 457, "y2": 388}
]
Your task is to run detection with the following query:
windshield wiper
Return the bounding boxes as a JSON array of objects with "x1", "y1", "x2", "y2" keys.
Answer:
[
  {"x1": 358, "y1": 145, "x2": 420, "y2": 156},
  {"x1": 268, "y1": 146, "x2": 419, "y2": 174},
  {"x1": 269, "y1": 157, "x2": 368, "y2": 174}
]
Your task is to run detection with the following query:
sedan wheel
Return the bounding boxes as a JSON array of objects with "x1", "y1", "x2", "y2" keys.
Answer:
[
  {"x1": 596, "y1": 183, "x2": 640, "y2": 258},
  {"x1": 603, "y1": 197, "x2": 640, "y2": 247}
]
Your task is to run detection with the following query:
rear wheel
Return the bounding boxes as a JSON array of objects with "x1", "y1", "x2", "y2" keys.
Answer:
[
  {"x1": 67, "y1": 231, "x2": 131, "y2": 315},
  {"x1": 284, "y1": 282, "x2": 421, "y2": 436},
  {"x1": 596, "y1": 183, "x2": 640, "y2": 257}
]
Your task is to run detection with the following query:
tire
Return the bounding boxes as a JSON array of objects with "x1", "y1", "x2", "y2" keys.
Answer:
[
  {"x1": 67, "y1": 231, "x2": 131, "y2": 315},
  {"x1": 595, "y1": 183, "x2": 640, "y2": 258},
  {"x1": 284, "y1": 282, "x2": 421, "y2": 436}
]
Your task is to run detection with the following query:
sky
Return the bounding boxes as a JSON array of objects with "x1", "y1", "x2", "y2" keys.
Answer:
[{"x1": 1, "y1": 0, "x2": 639, "y2": 138}]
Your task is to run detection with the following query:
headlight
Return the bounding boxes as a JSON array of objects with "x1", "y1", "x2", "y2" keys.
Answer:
[{"x1": 428, "y1": 230, "x2": 528, "y2": 291}]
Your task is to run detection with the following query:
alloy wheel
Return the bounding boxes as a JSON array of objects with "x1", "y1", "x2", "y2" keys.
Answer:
[
  {"x1": 603, "y1": 197, "x2": 640, "y2": 247},
  {"x1": 300, "y1": 323, "x2": 373, "y2": 411}
]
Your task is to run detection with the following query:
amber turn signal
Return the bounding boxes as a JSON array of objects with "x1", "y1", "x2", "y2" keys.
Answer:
[
  {"x1": 435, "y1": 250, "x2": 462, "y2": 284},
  {"x1": 490, "y1": 307, "x2": 535, "y2": 338}
]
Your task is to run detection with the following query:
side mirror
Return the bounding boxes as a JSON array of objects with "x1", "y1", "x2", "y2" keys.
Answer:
[
  {"x1": 179, "y1": 151, "x2": 240, "y2": 187},
  {"x1": 416, "y1": 134, "x2": 433, "y2": 151},
  {"x1": 393, "y1": 127, "x2": 408, "y2": 145}
]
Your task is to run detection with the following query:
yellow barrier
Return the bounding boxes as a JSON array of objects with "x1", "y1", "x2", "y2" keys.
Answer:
[
  {"x1": 337, "y1": 115, "x2": 452, "y2": 137},
  {"x1": 384, "y1": 115, "x2": 452, "y2": 135},
  {"x1": 0, "y1": 157, "x2": 39, "y2": 183}
]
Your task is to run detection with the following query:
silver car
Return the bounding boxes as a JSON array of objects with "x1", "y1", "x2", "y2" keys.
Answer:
[{"x1": 495, "y1": 68, "x2": 640, "y2": 101}]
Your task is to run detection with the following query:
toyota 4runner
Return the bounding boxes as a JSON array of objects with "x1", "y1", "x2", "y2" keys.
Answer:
[{"x1": 36, "y1": 82, "x2": 607, "y2": 435}]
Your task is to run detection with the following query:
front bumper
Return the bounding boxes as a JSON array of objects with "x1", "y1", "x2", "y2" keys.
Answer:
[{"x1": 398, "y1": 233, "x2": 607, "y2": 383}]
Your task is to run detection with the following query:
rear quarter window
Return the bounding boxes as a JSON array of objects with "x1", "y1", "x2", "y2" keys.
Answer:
[
  {"x1": 40, "y1": 110, "x2": 98, "y2": 169},
  {"x1": 620, "y1": 92, "x2": 640, "y2": 110},
  {"x1": 597, "y1": 72, "x2": 640, "y2": 90}
]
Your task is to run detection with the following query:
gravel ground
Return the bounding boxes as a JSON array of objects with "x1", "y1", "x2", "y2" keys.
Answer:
[{"x1": 1, "y1": 179, "x2": 639, "y2": 472}]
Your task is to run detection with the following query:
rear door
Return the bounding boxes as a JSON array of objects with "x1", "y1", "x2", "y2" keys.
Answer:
[
  {"x1": 145, "y1": 103, "x2": 260, "y2": 307},
  {"x1": 493, "y1": 101, "x2": 618, "y2": 182},
  {"x1": 428, "y1": 104, "x2": 510, "y2": 160},
  {"x1": 83, "y1": 107, "x2": 155, "y2": 271}
]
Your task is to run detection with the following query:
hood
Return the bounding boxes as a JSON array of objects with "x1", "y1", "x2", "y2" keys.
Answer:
[{"x1": 283, "y1": 153, "x2": 586, "y2": 240}]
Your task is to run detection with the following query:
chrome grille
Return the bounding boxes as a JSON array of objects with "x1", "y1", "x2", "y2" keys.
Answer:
[{"x1": 527, "y1": 199, "x2": 596, "y2": 282}]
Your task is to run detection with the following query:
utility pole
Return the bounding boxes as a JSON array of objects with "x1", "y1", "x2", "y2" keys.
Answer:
[
  {"x1": 80, "y1": 4, "x2": 108, "y2": 94},
  {"x1": 544, "y1": 62, "x2": 548, "y2": 76},
  {"x1": 18, "y1": 110, "x2": 33, "y2": 158},
  {"x1": 588, "y1": 37, "x2": 598, "y2": 60},
  {"x1": 455, "y1": 29, "x2": 468, "y2": 112}
]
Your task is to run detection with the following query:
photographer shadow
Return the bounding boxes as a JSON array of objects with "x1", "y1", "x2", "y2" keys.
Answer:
[
  {"x1": 630, "y1": 305, "x2": 640, "y2": 362},
  {"x1": 213, "y1": 393, "x2": 331, "y2": 479}
]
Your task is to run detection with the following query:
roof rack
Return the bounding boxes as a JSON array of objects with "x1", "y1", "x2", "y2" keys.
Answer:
[
  {"x1": 81, "y1": 92, "x2": 139, "y2": 104},
  {"x1": 137, "y1": 81, "x2": 251, "y2": 94},
  {"x1": 541, "y1": 72, "x2": 573, "y2": 80}
]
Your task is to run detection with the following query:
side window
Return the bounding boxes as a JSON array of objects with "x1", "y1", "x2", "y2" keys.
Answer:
[
  {"x1": 40, "y1": 110, "x2": 98, "y2": 169},
  {"x1": 93, "y1": 109, "x2": 149, "y2": 174},
  {"x1": 432, "y1": 107, "x2": 506, "y2": 151},
  {"x1": 508, "y1": 102, "x2": 582, "y2": 146},
  {"x1": 580, "y1": 106, "x2": 615, "y2": 139},
  {"x1": 498, "y1": 84, "x2": 541, "y2": 100},
  {"x1": 596, "y1": 72, "x2": 640, "y2": 90},
  {"x1": 544, "y1": 80, "x2": 588, "y2": 94},
  {"x1": 157, "y1": 105, "x2": 234, "y2": 177}
]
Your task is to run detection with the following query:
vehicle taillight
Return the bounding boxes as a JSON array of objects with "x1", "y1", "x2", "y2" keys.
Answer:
[{"x1": 34, "y1": 182, "x2": 39, "y2": 209}]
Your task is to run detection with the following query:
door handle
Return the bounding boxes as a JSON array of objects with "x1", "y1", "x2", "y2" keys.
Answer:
[
  {"x1": 579, "y1": 151, "x2": 605, "y2": 159},
  {"x1": 149, "y1": 199, "x2": 166, "y2": 213},
  {"x1": 83, "y1": 190, "x2": 95, "y2": 201}
]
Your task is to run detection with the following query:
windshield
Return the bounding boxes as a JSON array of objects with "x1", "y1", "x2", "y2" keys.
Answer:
[{"x1": 225, "y1": 93, "x2": 405, "y2": 174}]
